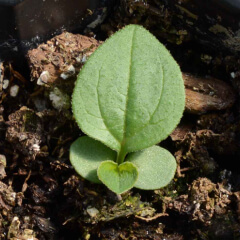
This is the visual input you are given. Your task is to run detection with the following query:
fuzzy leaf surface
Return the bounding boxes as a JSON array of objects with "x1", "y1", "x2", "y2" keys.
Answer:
[
  {"x1": 97, "y1": 160, "x2": 138, "y2": 194},
  {"x1": 70, "y1": 136, "x2": 116, "y2": 183},
  {"x1": 72, "y1": 24, "x2": 185, "y2": 155},
  {"x1": 127, "y1": 145, "x2": 176, "y2": 189}
]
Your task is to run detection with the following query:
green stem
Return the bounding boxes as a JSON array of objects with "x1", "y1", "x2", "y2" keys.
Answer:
[{"x1": 117, "y1": 148, "x2": 126, "y2": 165}]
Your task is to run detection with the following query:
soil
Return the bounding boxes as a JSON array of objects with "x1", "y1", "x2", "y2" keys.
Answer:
[{"x1": 0, "y1": 0, "x2": 240, "y2": 239}]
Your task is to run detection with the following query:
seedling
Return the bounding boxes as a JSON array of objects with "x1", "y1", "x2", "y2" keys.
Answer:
[{"x1": 70, "y1": 25, "x2": 185, "y2": 194}]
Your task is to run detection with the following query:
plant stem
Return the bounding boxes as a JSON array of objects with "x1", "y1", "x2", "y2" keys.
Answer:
[{"x1": 117, "y1": 148, "x2": 126, "y2": 165}]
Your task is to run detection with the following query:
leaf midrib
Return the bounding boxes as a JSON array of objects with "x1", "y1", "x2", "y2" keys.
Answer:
[
  {"x1": 120, "y1": 26, "x2": 137, "y2": 152},
  {"x1": 96, "y1": 26, "x2": 137, "y2": 153}
]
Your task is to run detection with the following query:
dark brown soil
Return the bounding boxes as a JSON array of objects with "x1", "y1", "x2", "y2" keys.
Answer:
[{"x1": 0, "y1": 1, "x2": 240, "y2": 239}]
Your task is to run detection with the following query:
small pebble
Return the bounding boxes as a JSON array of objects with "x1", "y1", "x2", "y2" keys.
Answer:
[
  {"x1": 37, "y1": 71, "x2": 50, "y2": 85},
  {"x1": 60, "y1": 65, "x2": 75, "y2": 80},
  {"x1": 0, "y1": 154, "x2": 6, "y2": 167},
  {"x1": 3, "y1": 79, "x2": 9, "y2": 89},
  {"x1": 32, "y1": 144, "x2": 40, "y2": 152},
  {"x1": 10, "y1": 85, "x2": 19, "y2": 97},
  {"x1": 86, "y1": 207, "x2": 99, "y2": 218},
  {"x1": 81, "y1": 55, "x2": 87, "y2": 63},
  {"x1": 230, "y1": 72, "x2": 236, "y2": 78},
  {"x1": 49, "y1": 87, "x2": 70, "y2": 110}
]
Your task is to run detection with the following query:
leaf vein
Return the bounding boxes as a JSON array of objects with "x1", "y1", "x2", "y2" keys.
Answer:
[
  {"x1": 126, "y1": 58, "x2": 165, "y2": 139},
  {"x1": 97, "y1": 69, "x2": 121, "y2": 143}
]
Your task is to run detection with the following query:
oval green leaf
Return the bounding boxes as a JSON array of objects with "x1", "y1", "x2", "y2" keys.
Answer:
[
  {"x1": 97, "y1": 160, "x2": 138, "y2": 194},
  {"x1": 70, "y1": 136, "x2": 116, "y2": 183},
  {"x1": 126, "y1": 145, "x2": 177, "y2": 190},
  {"x1": 72, "y1": 24, "x2": 185, "y2": 154}
]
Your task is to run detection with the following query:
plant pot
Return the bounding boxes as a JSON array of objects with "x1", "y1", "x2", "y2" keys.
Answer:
[{"x1": 0, "y1": 0, "x2": 116, "y2": 62}]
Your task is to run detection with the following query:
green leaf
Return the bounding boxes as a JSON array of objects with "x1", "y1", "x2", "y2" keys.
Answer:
[
  {"x1": 70, "y1": 136, "x2": 116, "y2": 183},
  {"x1": 126, "y1": 145, "x2": 176, "y2": 190},
  {"x1": 72, "y1": 24, "x2": 185, "y2": 157},
  {"x1": 97, "y1": 160, "x2": 138, "y2": 194}
]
